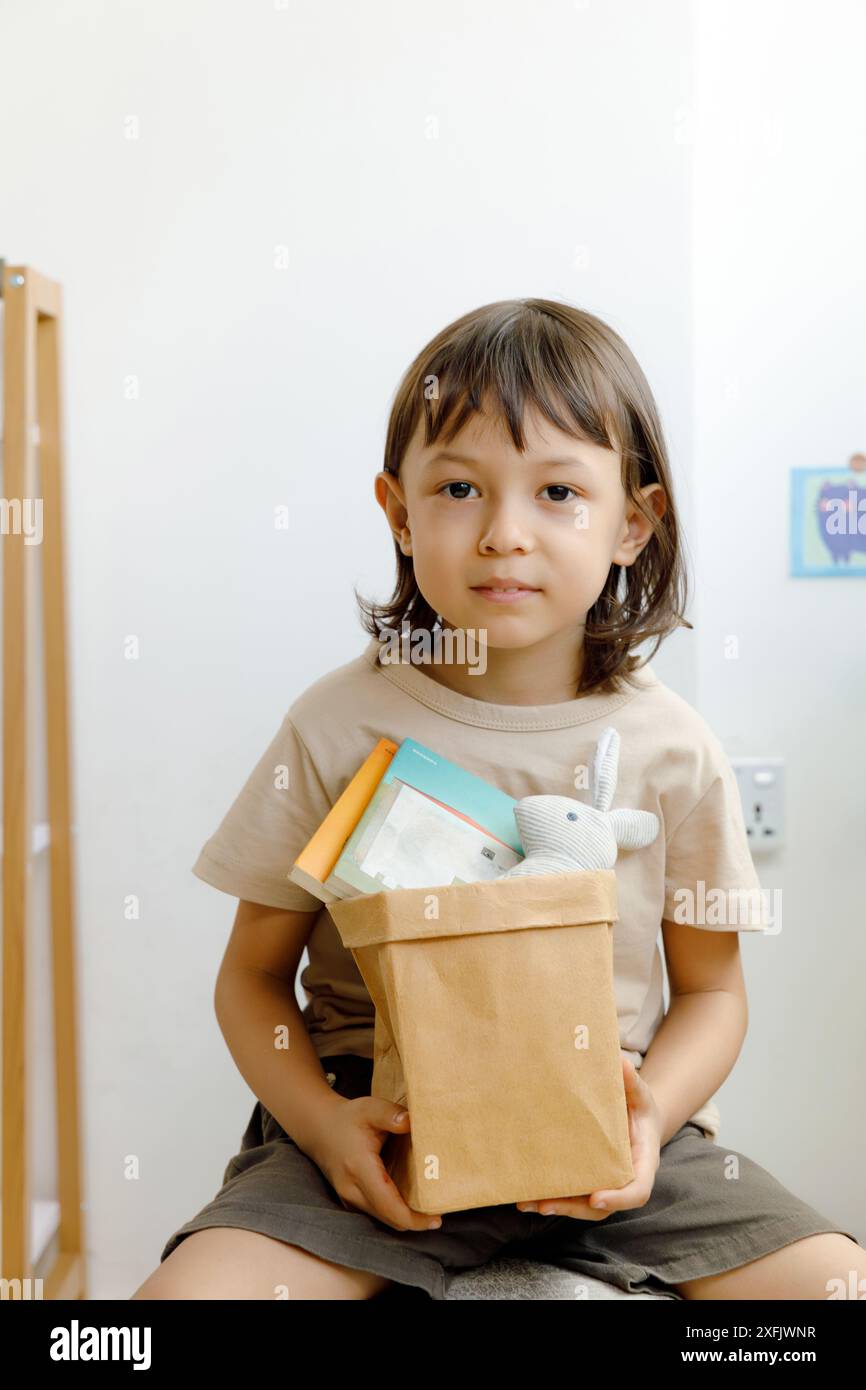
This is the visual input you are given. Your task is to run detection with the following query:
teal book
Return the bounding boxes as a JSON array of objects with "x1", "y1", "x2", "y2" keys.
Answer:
[{"x1": 325, "y1": 737, "x2": 525, "y2": 898}]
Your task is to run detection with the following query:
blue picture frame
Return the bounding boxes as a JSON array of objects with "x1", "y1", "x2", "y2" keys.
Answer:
[{"x1": 790, "y1": 466, "x2": 866, "y2": 577}]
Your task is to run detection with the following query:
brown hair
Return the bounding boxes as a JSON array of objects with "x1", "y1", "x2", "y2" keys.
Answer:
[{"x1": 355, "y1": 297, "x2": 692, "y2": 697}]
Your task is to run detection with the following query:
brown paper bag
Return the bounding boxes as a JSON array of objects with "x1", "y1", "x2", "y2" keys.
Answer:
[{"x1": 328, "y1": 867, "x2": 634, "y2": 1215}]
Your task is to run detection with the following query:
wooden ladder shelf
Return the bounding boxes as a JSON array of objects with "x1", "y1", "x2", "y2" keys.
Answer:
[{"x1": 2, "y1": 261, "x2": 85, "y2": 1299}]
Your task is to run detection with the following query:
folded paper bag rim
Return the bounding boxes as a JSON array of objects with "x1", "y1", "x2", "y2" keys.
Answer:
[{"x1": 328, "y1": 867, "x2": 619, "y2": 949}]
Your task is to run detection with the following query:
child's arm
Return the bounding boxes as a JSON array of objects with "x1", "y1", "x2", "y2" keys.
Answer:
[
  {"x1": 213, "y1": 898, "x2": 439, "y2": 1231},
  {"x1": 213, "y1": 898, "x2": 345, "y2": 1154},
  {"x1": 638, "y1": 919, "x2": 749, "y2": 1147}
]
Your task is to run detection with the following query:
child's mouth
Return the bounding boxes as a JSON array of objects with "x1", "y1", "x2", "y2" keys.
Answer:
[{"x1": 470, "y1": 586, "x2": 541, "y2": 604}]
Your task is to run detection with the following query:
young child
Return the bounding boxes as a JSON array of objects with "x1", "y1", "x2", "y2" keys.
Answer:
[{"x1": 133, "y1": 298, "x2": 864, "y2": 1302}]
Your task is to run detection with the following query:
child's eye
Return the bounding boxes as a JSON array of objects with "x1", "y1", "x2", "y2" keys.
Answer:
[
  {"x1": 540, "y1": 485, "x2": 580, "y2": 503},
  {"x1": 438, "y1": 481, "x2": 479, "y2": 500}
]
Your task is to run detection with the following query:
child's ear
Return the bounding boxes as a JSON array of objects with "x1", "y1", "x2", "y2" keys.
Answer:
[
  {"x1": 612, "y1": 483, "x2": 666, "y2": 567},
  {"x1": 374, "y1": 470, "x2": 411, "y2": 552}
]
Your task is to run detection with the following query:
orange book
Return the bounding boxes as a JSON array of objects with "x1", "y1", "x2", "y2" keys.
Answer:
[{"x1": 289, "y1": 737, "x2": 397, "y2": 904}]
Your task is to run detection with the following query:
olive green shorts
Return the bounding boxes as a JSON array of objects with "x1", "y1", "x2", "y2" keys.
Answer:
[{"x1": 160, "y1": 1054, "x2": 859, "y2": 1300}]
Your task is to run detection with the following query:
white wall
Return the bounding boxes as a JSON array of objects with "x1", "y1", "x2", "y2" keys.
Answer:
[
  {"x1": 692, "y1": 0, "x2": 866, "y2": 1236},
  {"x1": 0, "y1": 0, "x2": 859, "y2": 1299}
]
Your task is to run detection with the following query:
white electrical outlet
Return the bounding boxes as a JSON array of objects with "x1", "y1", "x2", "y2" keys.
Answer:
[{"x1": 731, "y1": 758, "x2": 785, "y2": 854}]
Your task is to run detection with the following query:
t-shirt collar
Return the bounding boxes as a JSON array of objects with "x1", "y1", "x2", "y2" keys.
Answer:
[{"x1": 362, "y1": 636, "x2": 656, "y2": 732}]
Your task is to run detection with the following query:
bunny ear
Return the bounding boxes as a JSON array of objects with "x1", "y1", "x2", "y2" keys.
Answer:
[
  {"x1": 609, "y1": 808, "x2": 660, "y2": 852},
  {"x1": 592, "y1": 726, "x2": 620, "y2": 812}
]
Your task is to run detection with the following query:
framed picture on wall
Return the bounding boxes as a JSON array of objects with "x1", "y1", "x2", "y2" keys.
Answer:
[{"x1": 790, "y1": 459, "x2": 866, "y2": 576}]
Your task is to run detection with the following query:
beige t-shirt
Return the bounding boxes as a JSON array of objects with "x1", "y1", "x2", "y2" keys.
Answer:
[{"x1": 193, "y1": 637, "x2": 765, "y2": 1141}]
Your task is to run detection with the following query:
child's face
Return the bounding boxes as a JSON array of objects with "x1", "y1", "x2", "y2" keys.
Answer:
[{"x1": 375, "y1": 398, "x2": 664, "y2": 654}]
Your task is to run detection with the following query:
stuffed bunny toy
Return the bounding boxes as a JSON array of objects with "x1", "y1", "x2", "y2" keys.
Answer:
[{"x1": 499, "y1": 726, "x2": 660, "y2": 878}]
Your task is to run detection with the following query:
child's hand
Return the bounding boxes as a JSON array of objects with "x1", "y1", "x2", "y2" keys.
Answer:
[
  {"x1": 302, "y1": 1095, "x2": 443, "y2": 1233},
  {"x1": 516, "y1": 1052, "x2": 661, "y2": 1221}
]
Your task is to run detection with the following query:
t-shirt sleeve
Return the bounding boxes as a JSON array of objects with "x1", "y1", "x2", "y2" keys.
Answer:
[
  {"x1": 191, "y1": 711, "x2": 332, "y2": 912},
  {"x1": 662, "y1": 753, "x2": 767, "y2": 931}
]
